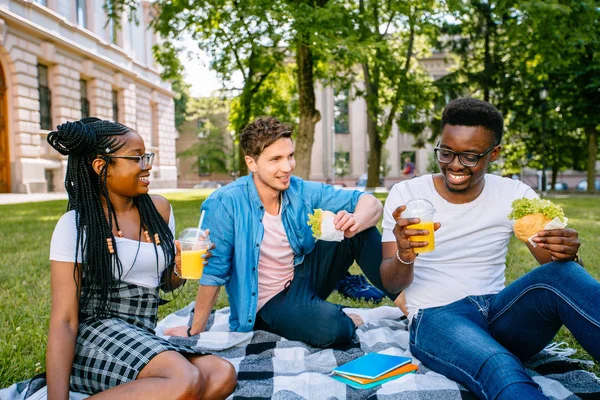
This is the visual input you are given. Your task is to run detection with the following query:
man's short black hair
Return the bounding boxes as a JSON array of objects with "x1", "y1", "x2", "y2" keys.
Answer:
[{"x1": 441, "y1": 98, "x2": 504, "y2": 145}]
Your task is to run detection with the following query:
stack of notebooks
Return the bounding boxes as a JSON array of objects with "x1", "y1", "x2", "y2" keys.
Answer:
[{"x1": 331, "y1": 353, "x2": 418, "y2": 389}]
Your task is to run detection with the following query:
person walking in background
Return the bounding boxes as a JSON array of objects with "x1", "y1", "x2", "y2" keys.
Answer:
[
  {"x1": 46, "y1": 118, "x2": 236, "y2": 399},
  {"x1": 403, "y1": 156, "x2": 415, "y2": 178}
]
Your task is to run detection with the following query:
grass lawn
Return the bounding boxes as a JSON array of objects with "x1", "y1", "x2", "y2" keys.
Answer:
[{"x1": 1, "y1": 191, "x2": 599, "y2": 388}]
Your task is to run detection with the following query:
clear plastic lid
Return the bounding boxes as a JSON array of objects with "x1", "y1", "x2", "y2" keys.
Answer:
[
  {"x1": 404, "y1": 198, "x2": 436, "y2": 220},
  {"x1": 178, "y1": 228, "x2": 210, "y2": 244}
]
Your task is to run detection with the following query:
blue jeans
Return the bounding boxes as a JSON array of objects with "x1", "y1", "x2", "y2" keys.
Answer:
[
  {"x1": 255, "y1": 227, "x2": 395, "y2": 348},
  {"x1": 409, "y1": 262, "x2": 600, "y2": 400}
]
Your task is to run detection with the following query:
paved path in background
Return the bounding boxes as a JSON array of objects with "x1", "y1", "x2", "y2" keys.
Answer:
[
  {"x1": 0, "y1": 188, "x2": 595, "y2": 205},
  {"x1": 0, "y1": 189, "x2": 190, "y2": 205}
]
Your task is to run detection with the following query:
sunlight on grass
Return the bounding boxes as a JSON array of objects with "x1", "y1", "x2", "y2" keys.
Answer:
[{"x1": 0, "y1": 193, "x2": 598, "y2": 387}]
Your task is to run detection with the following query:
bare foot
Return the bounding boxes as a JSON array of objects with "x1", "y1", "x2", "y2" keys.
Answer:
[
  {"x1": 394, "y1": 292, "x2": 409, "y2": 317},
  {"x1": 347, "y1": 313, "x2": 364, "y2": 327}
]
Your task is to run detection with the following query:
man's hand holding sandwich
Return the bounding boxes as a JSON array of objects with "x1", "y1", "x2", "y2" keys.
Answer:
[{"x1": 509, "y1": 198, "x2": 581, "y2": 264}]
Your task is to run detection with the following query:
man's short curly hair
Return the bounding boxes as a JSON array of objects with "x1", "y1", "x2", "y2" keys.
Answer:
[
  {"x1": 441, "y1": 98, "x2": 504, "y2": 145},
  {"x1": 240, "y1": 116, "x2": 293, "y2": 159}
]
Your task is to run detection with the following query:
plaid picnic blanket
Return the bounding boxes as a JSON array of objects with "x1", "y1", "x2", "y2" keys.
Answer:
[{"x1": 2, "y1": 304, "x2": 600, "y2": 400}]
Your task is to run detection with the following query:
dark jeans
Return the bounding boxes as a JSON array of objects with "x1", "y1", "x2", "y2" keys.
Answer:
[
  {"x1": 409, "y1": 262, "x2": 600, "y2": 399},
  {"x1": 255, "y1": 226, "x2": 394, "y2": 348}
]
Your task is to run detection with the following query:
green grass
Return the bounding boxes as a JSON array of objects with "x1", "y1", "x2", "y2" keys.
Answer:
[{"x1": 0, "y1": 193, "x2": 598, "y2": 388}]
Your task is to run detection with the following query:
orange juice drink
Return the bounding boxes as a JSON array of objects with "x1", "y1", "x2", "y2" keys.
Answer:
[
  {"x1": 181, "y1": 248, "x2": 207, "y2": 279},
  {"x1": 407, "y1": 221, "x2": 435, "y2": 253}
]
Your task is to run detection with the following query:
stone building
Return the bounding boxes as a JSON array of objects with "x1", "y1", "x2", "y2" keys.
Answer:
[{"x1": 0, "y1": 0, "x2": 177, "y2": 193}]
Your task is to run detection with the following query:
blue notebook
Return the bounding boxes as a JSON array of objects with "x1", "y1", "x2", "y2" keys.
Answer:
[{"x1": 332, "y1": 353, "x2": 412, "y2": 379}]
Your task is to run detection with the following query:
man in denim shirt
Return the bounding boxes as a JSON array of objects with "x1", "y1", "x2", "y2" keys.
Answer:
[{"x1": 171, "y1": 116, "x2": 393, "y2": 348}]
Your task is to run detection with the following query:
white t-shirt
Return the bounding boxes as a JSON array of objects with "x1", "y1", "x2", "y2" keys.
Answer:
[
  {"x1": 382, "y1": 174, "x2": 537, "y2": 318},
  {"x1": 49, "y1": 207, "x2": 176, "y2": 288}
]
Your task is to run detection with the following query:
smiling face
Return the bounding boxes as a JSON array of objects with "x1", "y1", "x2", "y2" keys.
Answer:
[
  {"x1": 246, "y1": 137, "x2": 295, "y2": 197},
  {"x1": 104, "y1": 130, "x2": 152, "y2": 198},
  {"x1": 433, "y1": 124, "x2": 501, "y2": 203}
]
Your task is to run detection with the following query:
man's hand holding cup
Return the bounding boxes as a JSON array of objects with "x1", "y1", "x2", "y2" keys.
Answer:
[{"x1": 392, "y1": 203, "x2": 441, "y2": 264}]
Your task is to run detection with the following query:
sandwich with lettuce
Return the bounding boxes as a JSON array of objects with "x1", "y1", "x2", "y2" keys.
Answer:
[
  {"x1": 508, "y1": 198, "x2": 568, "y2": 245},
  {"x1": 307, "y1": 209, "x2": 344, "y2": 242}
]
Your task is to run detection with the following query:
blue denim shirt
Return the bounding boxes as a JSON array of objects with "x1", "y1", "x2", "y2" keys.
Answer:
[{"x1": 199, "y1": 174, "x2": 364, "y2": 332}]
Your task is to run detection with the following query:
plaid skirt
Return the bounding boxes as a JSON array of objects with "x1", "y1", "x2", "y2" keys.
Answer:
[{"x1": 70, "y1": 283, "x2": 206, "y2": 394}]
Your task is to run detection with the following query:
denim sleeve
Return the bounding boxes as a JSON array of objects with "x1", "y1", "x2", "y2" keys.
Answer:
[
  {"x1": 306, "y1": 181, "x2": 364, "y2": 213},
  {"x1": 199, "y1": 196, "x2": 234, "y2": 286}
]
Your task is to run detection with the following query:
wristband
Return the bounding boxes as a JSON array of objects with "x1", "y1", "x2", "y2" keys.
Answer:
[
  {"x1": 396, "y1": 250, "x2": 415, "y2": 265},
  {"x1": 187, "y1": 327, "x2": 193, "y2": 337},
  {"x1": 174, "y1": 268, "x2": 183, "y2": 278}
]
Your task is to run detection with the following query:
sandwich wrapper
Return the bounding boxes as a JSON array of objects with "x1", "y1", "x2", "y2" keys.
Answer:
[
  {"x1": 307, "y1": 209, "x2": 344, "y2": 242},
  {"x1": 526, "y1": 216, "x2": 568, "y2": 247}
]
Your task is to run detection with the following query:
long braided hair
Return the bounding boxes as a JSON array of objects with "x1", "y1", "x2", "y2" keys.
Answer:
[{"x1": 47, "y1": 118, "x2": 176, "y2": 318}]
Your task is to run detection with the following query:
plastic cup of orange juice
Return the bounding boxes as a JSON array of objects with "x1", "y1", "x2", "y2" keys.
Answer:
[
  {"x1": 404, "y1": 199, "x2": 436, "y2": 254},
  {"x1": 178, "y1": 228, "x2": 211, "y2": 279}
]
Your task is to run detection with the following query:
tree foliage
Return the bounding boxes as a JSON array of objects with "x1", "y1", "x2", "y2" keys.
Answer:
[
  {"x1": 178, "y1": 97, "x2": 230, "y2": 175},
  {"x1": 111, "y1": 0, "x2": 599, "y2": 190},
  {"x1": 331, "y1": 0, "x2": 439, "y2": 187}
]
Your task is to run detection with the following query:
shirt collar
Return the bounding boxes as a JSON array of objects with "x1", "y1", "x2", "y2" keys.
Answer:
[{"x1": 246, "y1": 172, "x2": 291, "y2": 212}]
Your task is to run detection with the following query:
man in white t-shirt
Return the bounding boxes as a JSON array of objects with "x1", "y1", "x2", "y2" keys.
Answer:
[{"x1": 381, "y1": 98, "x2": 599, "y2": 399}]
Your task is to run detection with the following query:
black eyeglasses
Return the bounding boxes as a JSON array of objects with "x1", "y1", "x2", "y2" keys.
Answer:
[
  {"x1": 109, "y1": 153, "x2": 155, "y2": 170},
  {"x1": 433, "y1": 144, "x2": 497, "y2": 167}
]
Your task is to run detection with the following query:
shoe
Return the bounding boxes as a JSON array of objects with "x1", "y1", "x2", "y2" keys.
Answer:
[{"x1": 335, "y1": 273, "x2": 385, "y2": 303}]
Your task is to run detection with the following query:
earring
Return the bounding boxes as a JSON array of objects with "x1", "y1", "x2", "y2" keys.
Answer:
[{"x1": 106, "y1": 237, "x2": 115, "y2": 254}]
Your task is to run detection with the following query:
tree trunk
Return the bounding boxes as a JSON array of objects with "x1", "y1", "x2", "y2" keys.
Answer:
[
  {"x1": 362, "y1": 61, "x2": 381, "y2": 189},
  {"x1": 236, "y1": 86, "x2": 254, "y2": 177},
  {"x1": 586, "y1": 125, "x2": 597, "y2": 193},
  {"x1": 367, "y1": 117, "x2": 382, "y2": 188},
  {"x1": 294, "y1": 37, "x2": 320, "y2": 180},
  {"x1": 482, "y1": 3, "x2": 492, "y2": 102},
  {"x1": 551, "y1": 162, "x2": 558, "y2": 190}
]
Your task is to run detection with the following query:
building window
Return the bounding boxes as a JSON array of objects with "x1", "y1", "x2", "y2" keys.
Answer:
[
  {"x1": 334, "y1": 88, "x2": 349, "y2": 134},
  {"x1": 112, "y1": 90, "x2": 119, "y2": 122},
  {"x1": 197, "y1": 118, "x2": 209, "y2": 139},
  {"x1": 80, "y1": 80, "x2": 90, "y2": 119},
  {"x1": 334, "y1": 151, "x2": 350, "y2": 178},
  {"x1": 76, "y1": 0, "x2": 87, "y2": 28},
  {"x1": 33, "y1": 0, "x2": 47, "y2": 6},
  {"x1": 38, "y1": 65, "x2": 52, "y2": 130},
  {"x1": 197, "y1": 158, "x2": 211, "y2": 176}
]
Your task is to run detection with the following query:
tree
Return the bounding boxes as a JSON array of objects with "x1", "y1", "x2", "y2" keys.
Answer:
[
  {"x1": 339, "y1": 0, "x2": 438, "y2": 187},
  {"x1": 285, "y1": 0, "x2": 352, "y2": 178},
  {"x1": 178, "y1": 97, "x2": 231, "y2": 176},
  {"x1": 493, "y1": 1, "x2": 598, "y2": 190},
  {"x1": 440, "y1": 0, "x2": 598, "y2": 191},
  {"x1": 151, "y1": 0, "x2": 289, "y2": 176}
]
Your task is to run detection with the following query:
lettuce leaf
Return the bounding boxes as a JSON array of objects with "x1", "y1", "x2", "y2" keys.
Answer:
[
  {"x1": 508, "y1": 198, "x2": 565, "y2": 222},
  {"x1": 307, "y1": 209, "x2": 323, "y2": 239}
]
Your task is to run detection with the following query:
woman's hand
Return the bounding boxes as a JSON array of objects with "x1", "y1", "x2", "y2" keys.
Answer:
[
  {"x1": 174, "y1": 229, "x2": 215, "y2": 278},
  {"x1": 174, "y1": 239, "x2": 182, "y2": 277}
]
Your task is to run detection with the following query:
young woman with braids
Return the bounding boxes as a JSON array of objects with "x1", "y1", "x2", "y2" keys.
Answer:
[{"x1": 45, "y1": 118, "x2": 237, "y2": 400}]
